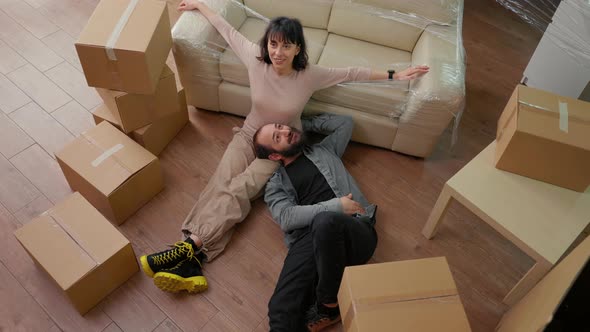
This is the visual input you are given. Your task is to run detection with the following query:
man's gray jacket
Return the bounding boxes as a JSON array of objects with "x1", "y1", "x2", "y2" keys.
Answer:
[{"x1": 264, "y1": 113, "x2": 377, "y2": 248}]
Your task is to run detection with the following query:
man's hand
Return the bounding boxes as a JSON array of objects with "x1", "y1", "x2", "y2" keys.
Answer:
[
  {"x1": 340, "y1": 194, "x2": 366, "y2": 215},
  {"x1": 178, "y1": 0, "x2": 202, "y2": 11},
  {"x1": 394, "y1": 65, "x2": 430, "y2": 81}
]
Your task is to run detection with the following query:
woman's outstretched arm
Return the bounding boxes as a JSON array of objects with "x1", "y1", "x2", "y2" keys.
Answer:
[
  {"x1": 368, "y1": 65, "x2": 430, "y2": 80},
  {"x1": 178, "y1": 0, "x2": 258, "y2": 67}
]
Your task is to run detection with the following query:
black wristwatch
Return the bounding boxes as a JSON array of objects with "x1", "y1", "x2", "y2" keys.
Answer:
[{"x1": 387, "y1": 69, "x2": 396, "y2": 80}]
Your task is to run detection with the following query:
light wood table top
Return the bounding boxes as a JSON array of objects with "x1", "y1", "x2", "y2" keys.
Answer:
[{"x1": 446, "y1": 142, "x2": 590, "y2": 264}]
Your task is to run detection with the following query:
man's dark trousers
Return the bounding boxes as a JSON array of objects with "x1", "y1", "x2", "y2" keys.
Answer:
[{"x1": 268, "y1": 211, "x2": 378, "y2": 331}]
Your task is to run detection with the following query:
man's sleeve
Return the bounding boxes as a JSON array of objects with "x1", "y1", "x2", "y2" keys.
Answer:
[
  {"x1": 265, "y1": 174, "x2": 342, "y2": 233},
  {"x1": 301, "y1": 113, "x2": 354, "y2": 157}
]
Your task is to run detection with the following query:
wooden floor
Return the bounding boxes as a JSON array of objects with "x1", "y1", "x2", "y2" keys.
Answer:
[{"x1": 0, "y1": 0, "x2": 544, "y2": 331}]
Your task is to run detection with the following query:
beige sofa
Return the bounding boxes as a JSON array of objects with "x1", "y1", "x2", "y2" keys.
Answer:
[{"x1": 172, "y1": 0, "x2": 465, "y2": 157}]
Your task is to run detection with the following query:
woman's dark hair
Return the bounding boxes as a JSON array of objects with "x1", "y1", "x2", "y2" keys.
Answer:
[{"x1": 257, "y1": 17, "x2": 308, "y2": 71}]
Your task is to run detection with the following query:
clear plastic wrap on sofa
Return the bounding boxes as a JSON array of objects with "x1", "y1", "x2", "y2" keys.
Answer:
[
  {"x1": 172, "y1": 0, "x2": 466, "y2": 156},
  {"x1": 496, "y1": 0, "x2": 590, "y2": 68}
]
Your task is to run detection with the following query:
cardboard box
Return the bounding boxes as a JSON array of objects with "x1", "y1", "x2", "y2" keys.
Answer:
[
  {"x1": 75, "y1": 0, "x2": 172, "y2": 94},
  {"x1": 495, "y1": 85, "x2": 590, "y2": 192},
  {"x1": 14, "y1": 193, "x2": 138, "y2": 314},
  {"x1": 131, "y1": 89, "x2": 189, "y2": 155},
  {"x1": 55, "y1": 122, "x2": 164, "y2": 224},
  {"x1": 95, "y1": 65, "x2": 179, "y2": 133},
  {"x1": 94, "y1": 89, "x2": 188, "y2": 155},
  {"x1": 338, "y1": 257, "x2": 471, "y2": 332}
]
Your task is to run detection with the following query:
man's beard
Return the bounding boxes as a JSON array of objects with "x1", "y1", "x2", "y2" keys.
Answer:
[{"x1": 279, "y1": 129, "x2": 307, "y2": 157}]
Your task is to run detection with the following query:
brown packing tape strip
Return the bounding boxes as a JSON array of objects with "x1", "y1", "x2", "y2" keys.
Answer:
[
  {"x1": 342, "y1": 292, "x2": 458, "y2": 330},
  {"x1": 41, "y1": 211, "x2": 101, "y2": 265}
]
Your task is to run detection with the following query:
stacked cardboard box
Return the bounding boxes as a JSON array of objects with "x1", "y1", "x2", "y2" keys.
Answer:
[
  {"x1": 338, "y1": 257, "x2": 471, "y2": 331},
  {"x1": 495, "y1": 85, "x2": 590, "y2": 192},
  {"x1": 74, "y1": 0, "x2": 178, "y2": 209},
  {"x1": 75, "y1": 0, "x2": 172, "y2": 94},
  {"x1": 12, "y1": 0, "x2": 192, "y2": 315},
  {"x1": 58, "y1": 0, "x2": 185, "y2": 223},
  {"x1": 14, "y1": 193, "x2": 138, "y2": 314},
  {"x1": 80, "y1": 0, "x2": 188, "y2": 156},
  {"x1": 92, "y1": 74, "x2": 189, "y2": 156}
]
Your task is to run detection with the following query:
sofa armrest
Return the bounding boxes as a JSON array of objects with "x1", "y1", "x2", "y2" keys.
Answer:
[
  {"x1": 172, "y1": 0, "x2": 247, "y2": 111},
  {"x1": 392, "y1": 24, "x2": 466, "y2": 157}
]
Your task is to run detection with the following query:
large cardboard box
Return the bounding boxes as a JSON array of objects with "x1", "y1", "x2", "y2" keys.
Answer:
[
  {"x1": 75, "y1": 0, "x2": 172, "y2": 94},
  {"x1": 14, "y1": 193, "x2": 138, "y2": 314},
  {"x1": 95, "y1": 65, "x2": 179, "y2": 133},
  {"x1": 495, "y1": 85, "x2": 590, "y2": 192},
  {"x1": 338, "y1": 257, "x2": 471, "y2": 332},
  {"x1": 131, "y1": 89, "x2": 189, "y2": 155},
  {"x1": 55, "y1": 122, "x2": 164, "y2": 224}
]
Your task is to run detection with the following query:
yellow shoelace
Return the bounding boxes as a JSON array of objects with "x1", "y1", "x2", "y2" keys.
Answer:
[{"x1": 152, "y1": 241, "x2": 194, "y2": 266}]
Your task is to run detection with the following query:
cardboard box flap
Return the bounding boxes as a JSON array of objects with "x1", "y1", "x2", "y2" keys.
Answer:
[
  {"x1": 518, "y1": 85, "x2": 590, "y2": 123},
  {"x1": 50, "y1": 193, "x2": 130, "y2": 263},
  {"x1": 160, "y1": 64, "x2": 174, "y2": 79},
  {"x1": 349, "y1": 296, "x2": 471, "y2": 332},
  {"x1": 83, "y1": 122, "x2": 157, "y2": 176},
  {"x1": 93, "y1": 104, "x2": 120, "y2": 126},
  {"x1": 345, "y1": 257, "x2": 458, "y2": 305},
  {"x1": 77, "y1": 0, "x2": 166, "y2": 53},
  {"x1": 14, "y1": 215, "x2": 98, "y2": 290},
  {"x1": 56, "y1": 134, "x2": 132, "y2": 196},
  {"x1": 517, "y1": 85, "x2": 590, "y2": 150}
]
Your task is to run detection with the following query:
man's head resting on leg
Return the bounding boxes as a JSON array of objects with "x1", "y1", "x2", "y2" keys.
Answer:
[{"x1": 253, "y1": 123, "x2": 307, "y2": 163}]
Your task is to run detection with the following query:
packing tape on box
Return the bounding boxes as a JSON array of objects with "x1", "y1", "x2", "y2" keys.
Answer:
[
  {"x1": 91, "y1": 143, "x2": 125, "y2": 167},
  {"x1": 105, "y1": 0, "x2": 140, "y2": 61},
  {"x1": 559, "y1": 101, "x2": 569, "y2": 133},
  {"x1": 518, "y1": 100, "x2": 570, "y2": 133},
  {"x1": 42, "y1": 212, "x2": 101, "y2": 265}
]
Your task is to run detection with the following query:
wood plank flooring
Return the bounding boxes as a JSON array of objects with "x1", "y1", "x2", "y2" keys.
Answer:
[{"x1": 0, "y1": 0, "x2": 546, "y2": 331}]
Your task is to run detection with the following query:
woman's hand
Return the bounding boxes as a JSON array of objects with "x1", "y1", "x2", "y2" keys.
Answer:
[
  {"x1": 394, "y1": 65, "x2": 430, "y2": 81},
  {"x1": 178, "y1": 0, "x2": 202, "y2": 11},
  {"x1": 340, "y1": 194, "x2": 366, "y2": 215}
]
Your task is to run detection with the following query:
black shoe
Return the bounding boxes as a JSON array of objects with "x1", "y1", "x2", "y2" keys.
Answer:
[
  {"x1": 305, "y1": 303, "x2": 341, "y2": 332},
  {"x1": 153, "y1": 256, "x2": 208, "y2": 293},
  {"x1": 139, "y1": 238, "x2": 199, "y2": 278}
]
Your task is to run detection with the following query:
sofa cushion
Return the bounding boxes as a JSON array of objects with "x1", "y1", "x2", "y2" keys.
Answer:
[
  {"x1": 313, "y1": 34, "x2": 410, "y2": 119},
  {"x1": 327, "y1": 0, "x2": 421, "y2": 52},
  {"x1": 220, "y1": 17, "x2": 328, "y2": 86},
  {"x1": 244, "y1": 0, "x2": 334, "y2": 29}
]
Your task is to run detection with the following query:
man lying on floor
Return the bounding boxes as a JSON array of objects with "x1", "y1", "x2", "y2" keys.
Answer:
[{"x1": 253, "y1": 113, "x2": 378, "y2": 332}]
